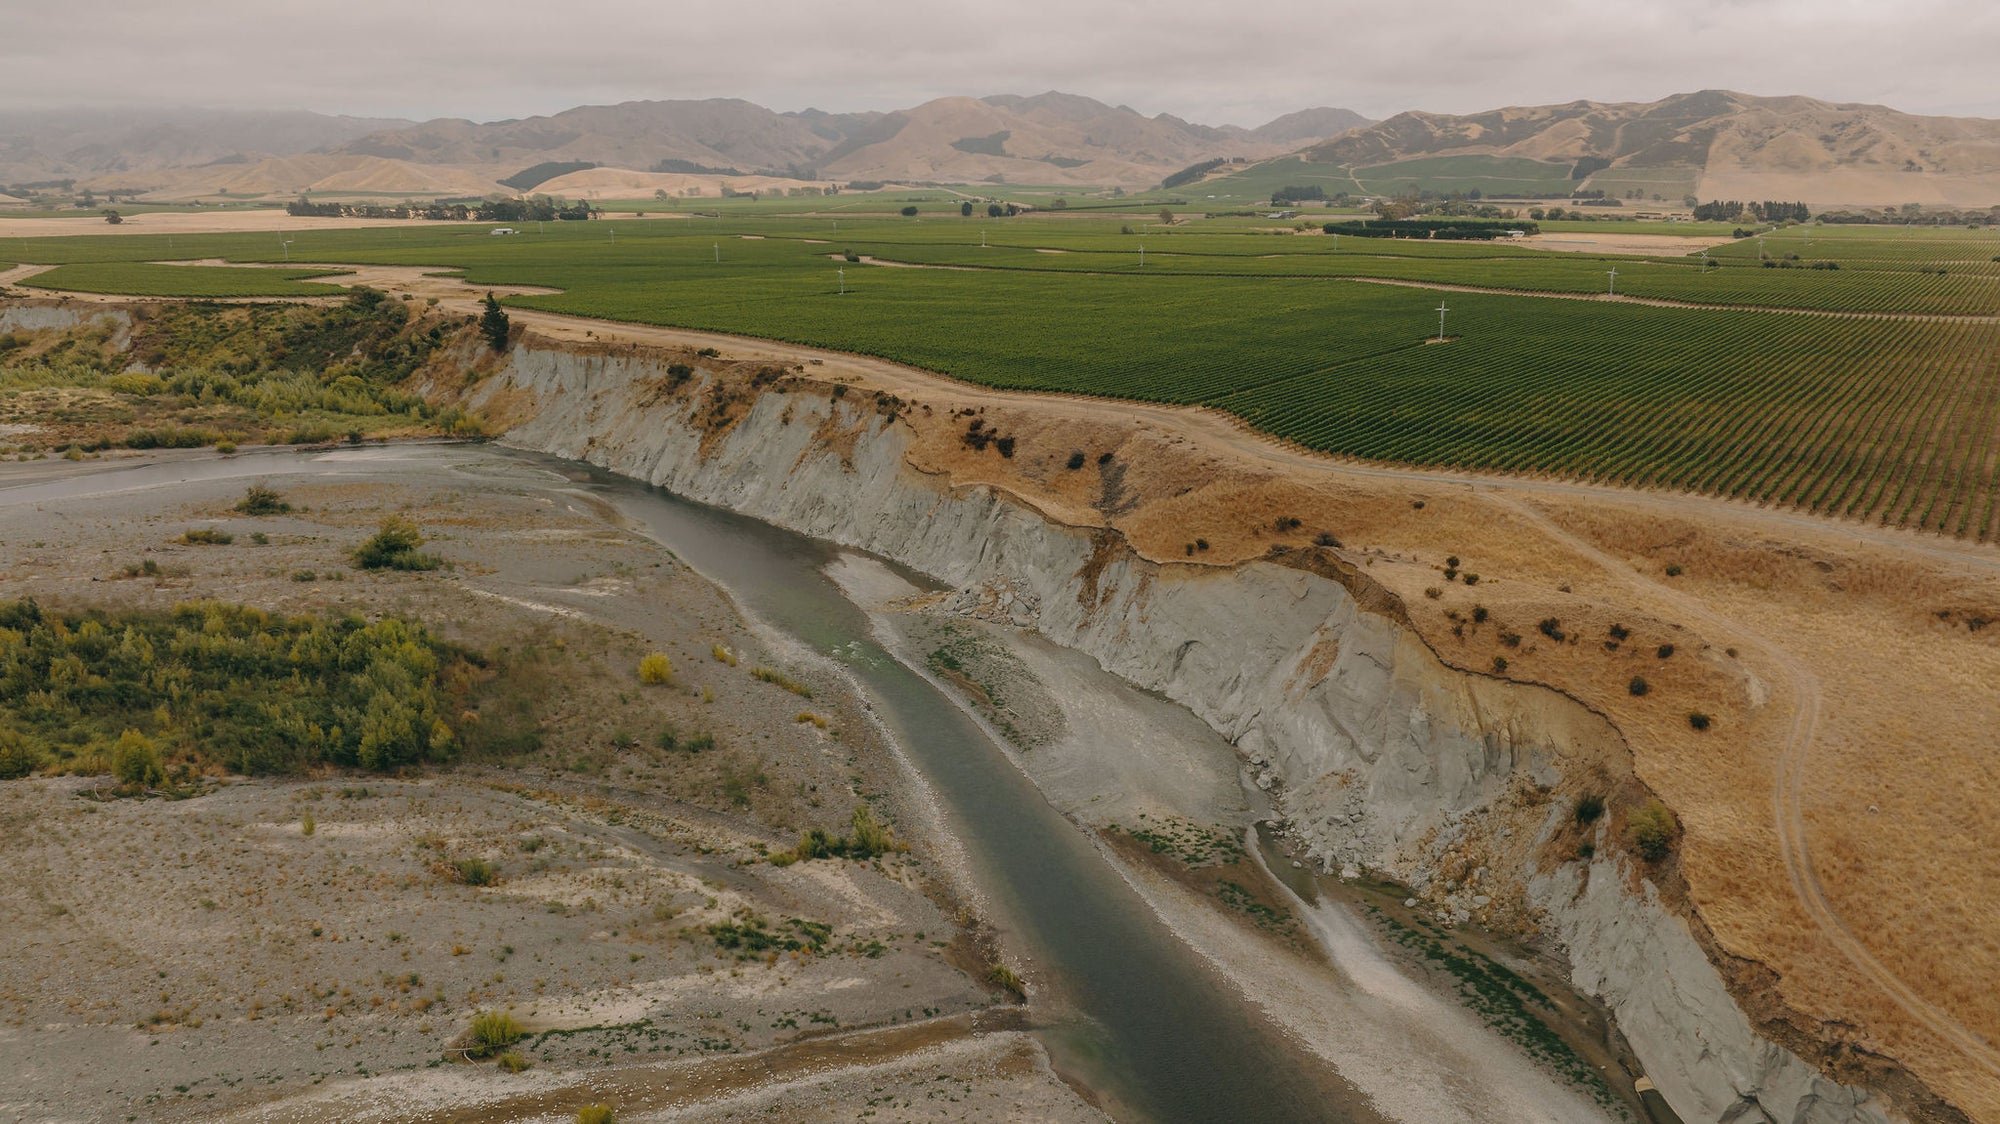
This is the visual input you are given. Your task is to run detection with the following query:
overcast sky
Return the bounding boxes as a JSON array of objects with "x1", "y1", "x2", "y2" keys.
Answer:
[{"x1": 5, "y1": 0, "x2": 1996, "y2": 126}]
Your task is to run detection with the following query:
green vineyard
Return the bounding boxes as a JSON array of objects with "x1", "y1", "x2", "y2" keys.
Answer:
[{"x1": 6, "y1": 209, "x2": 1999, "y2": 538}]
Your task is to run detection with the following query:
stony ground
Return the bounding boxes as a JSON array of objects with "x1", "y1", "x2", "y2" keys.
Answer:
[{"x1": 0, "y1": 447, "x2": 1087, "y2": 1123}]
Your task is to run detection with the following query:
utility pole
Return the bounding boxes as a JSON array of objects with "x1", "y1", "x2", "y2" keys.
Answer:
[
  {"x1": 1606, "y1": 267, "x2": 1618, "y2": 295},
  {"x1": 1435, "y1": 301, "x2": 1450, "y2": 342},
  {"x1": 713, "y1": 243, "x2": 719, "y2": 264},
  {"x1": 838, "y1": 267, "x2": 845, "y2": 295}
]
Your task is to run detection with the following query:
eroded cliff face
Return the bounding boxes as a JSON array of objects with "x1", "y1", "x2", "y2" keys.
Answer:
[{"x1": 465, "y1": 342, "x2": 1894, "y2": 1122}]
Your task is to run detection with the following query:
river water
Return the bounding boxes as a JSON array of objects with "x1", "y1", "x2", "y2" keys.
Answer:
[{"x1": 3, "y1": 442, "x2": 1374, "y2": 1123}]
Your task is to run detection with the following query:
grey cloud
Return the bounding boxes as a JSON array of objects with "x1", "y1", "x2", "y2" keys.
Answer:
[{"x1": 2, "y1": 0, "x2": 1994, "y2": 126}]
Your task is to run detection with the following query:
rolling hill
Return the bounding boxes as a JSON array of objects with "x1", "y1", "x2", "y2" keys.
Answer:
[
  {"x1": 16, "y1": 94, "x2": 1371, "y2": 201},
  {"x1": 1210, "y1": 90, "x2": 2000, "y2": 208}
]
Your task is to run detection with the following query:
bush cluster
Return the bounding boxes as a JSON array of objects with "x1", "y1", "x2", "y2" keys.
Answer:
[{"x1": 0, "y1": 598, "x2": 476, "y2": 776}]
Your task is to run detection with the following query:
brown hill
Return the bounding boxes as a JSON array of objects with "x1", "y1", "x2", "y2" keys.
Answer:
[
  {"x1": 1290, "y1": 90, "x2": 2000, "y2": 207},
  {"x1": 0, "y1": 108, "x2": 412, "y2": 187}
]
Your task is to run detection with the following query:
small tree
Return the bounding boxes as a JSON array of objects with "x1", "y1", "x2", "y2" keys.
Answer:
[
  {"x1": 112, "y1": 729, "x2": 164, "y2": 788},
  {"x1": 1158, "y1": 207, "x2": 1175, "y2": 226},
  {"x1": 353, "y1": 515, "x2": 441, "y2": 571},
  {"x1": 960, "y1": 201, "x2": 973, "y2": 217},
  {"x1": 102, "y1": 209, "x2": 123, "y2": 225},
  {"x1": 900, "y1": 205, "x2": 919, "y2": 217},
  {"x1": 479, "y1": 293, "x2": 511, "y2": 352},
  {"x1": 0, "y1": 729, "x2": 40, "y2": 779}
]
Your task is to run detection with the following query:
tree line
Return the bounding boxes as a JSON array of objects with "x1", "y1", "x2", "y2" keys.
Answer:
[{"x1": 1692, "y1": 200, "x2": 1811, "y2": 222}]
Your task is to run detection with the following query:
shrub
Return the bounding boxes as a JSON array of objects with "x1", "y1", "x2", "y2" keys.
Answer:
[
  {"x1": 576, "y1": 1105, "x2": 616, "y2": 1124},
  {"x1": 181, "y1": 528, "x2": 233, "y2": 545},
  {"x1": 711, "y1": 643, "x2": 737, "y2": 666},
  {"x1": 1491, "y1": 656, "x2": 1508, "y2": 673},
  {"x1": 1314, "y1": 531, "x2": 1340, "y2": 548},
  {"x1": 1628, "y1": 800, "x2": 1675, "y2": 862},
  {"x1": 112, "y1": 729, "x2": 164, "y2": 788},
  {"x1": 352, "y1": 516, "x2": 442, "y2": 571},
  {"x1": 1462, "y1": 573, "x2": 1479, "y2": 585},
  {"x1": 467, "y1": 1009, "x2": 524, "y2": 1057},
  {"x1": 900, "y1": 205, "x2": 919, "y2": 217},
  {"x1": 455, "y1": 858, "x2": 498, "y2": 886},
  {"x1": 1628, "y1": 676, "x2": 1649, "y2": 696},
  {"x1": 214, "y1": 441, "x2": 237, "y2": 455},
  {"x1": 1537, "y1": 618, "x2": 1565, "y2": 641},
  {"x1": 638, "y1": 652, "x2": 674, "y2": 684},
  {"x1": 235, "y1": 485, "x2": 292, "y2": 516},
  {"x1": 987, "y1": 962, "x2": 1026, "y2": 999},
  {"x1": 497, "y1": 1051, "x2": 530, "y2": 1073},
  {"x1": 1471, "y1": 605, "x2": 1488, "y2": 623},
  {"x1": 1573, "y1": 794, "x2": 1604, "y2": 825},
  {"x1": 0, "y1": 729, "x2": 42, "y2": 779},
  {"x1": 1066, "y1": 450, "x2": 1086, "y2": 470},
  {"x1": 751, "y1": 666, "x2": 812, "y2": 698},
  {"x1": 1664, "y1": 564, "x2": 1683, "y2": 577},
  {"x1": 1608, "y1": 623, "x2": 1630, "y2": 641},
  {"x1": 291, "y1": 569, "x2": 317, "y2": 582},
  {"x1": 1688, "y1": 712, "x2": 1712, "y2": 731},
  {"x1": 1657, "y1": 644, "x2": 1675, "y2": 658},
  {"x1": 301, "y1": 811, "x2": 315, "y2": 836}
]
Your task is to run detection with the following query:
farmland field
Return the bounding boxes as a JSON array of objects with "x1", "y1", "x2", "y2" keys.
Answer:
[{"x1": 3, "y1": 209, "x2": 1998, "y2": 538}]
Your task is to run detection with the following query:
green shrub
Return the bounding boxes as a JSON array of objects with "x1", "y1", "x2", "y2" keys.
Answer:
[
  {"x1": 497, "y1": 1051, "x2": 530, "y2": 1073},
  {"x1": 987, "y1": 962, "x2": 1026, "y2": 999},
  {"x1": 1628, "y1": 800, "x2": 1675, "y2": 862},
  {"x1": 352, "y1": 516, "x2": 441, "y2": 571},
  {"x1": 467, "y1": 1009, "x2": 524, "y2": 1057},
  {"x1": 1628, "y1": 675, "x2": 1649, "y2": 696},
  {"x1": 1573, "y1": 794, "x2": 1604, "y2": 825},
  {"x1": 0, "y1": 599, "x2": 477, "y2": 776},
  {"x1": 1688, "y1": 711, "x2": 1712, "y2": 731},
  {"x1": 181, "y1": 528, "x2": 233, "y2": 545},
  {"x1": 576, "y1": 1104, "x2": 616, "y2": 1124},
  {"x1": 455, "y1": 858, "x2": 498, "y2": 886},
  {"x1": 234, "y1": 485, "x2": 292, "y2": 516},
  {"x1": 112, "y1": 729, "x2": 164, "y2": 788},
  {"x1": 0, "y1": 729, "x2": 42, "y2": 779}
]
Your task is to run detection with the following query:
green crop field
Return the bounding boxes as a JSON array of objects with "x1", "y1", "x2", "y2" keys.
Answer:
[
  {"x1": 3, "y1": 208, "x2": 1997, "y2": 539},
  {"x1": 1352, "y1": 155, "x2": 1577, "y2": 197},
  {"x1": 21, "y1": 262, "x2": 350, "y2": 297}
]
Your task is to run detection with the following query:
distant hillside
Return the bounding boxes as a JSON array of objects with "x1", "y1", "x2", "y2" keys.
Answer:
[
  {"x1": 0, "y1": 108, "x2": 412, "y2": 186},
  {"x1": 1226, "y1": 90, "x2": 2000, "y2": 207},
  {"x1": 1247, "y1": 107, "x2": 1373, "y2": 145},
  {"x1": 14, "y1": 93, "x2": 1370, "y2": 200}
]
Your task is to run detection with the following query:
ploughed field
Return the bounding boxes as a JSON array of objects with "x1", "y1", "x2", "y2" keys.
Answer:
[{"x1": 9, "y1": 212, "x2": 2000, "y2": 539}]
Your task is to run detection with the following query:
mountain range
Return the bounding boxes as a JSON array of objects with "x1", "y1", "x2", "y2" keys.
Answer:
[{"x1": 3, "y1": 90, "x2": 1996, "y2": 208}]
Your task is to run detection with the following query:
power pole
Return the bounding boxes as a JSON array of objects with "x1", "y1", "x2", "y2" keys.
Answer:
[{"x1": 1435, "y1": 301, "x2": 1450, "y2": 342}]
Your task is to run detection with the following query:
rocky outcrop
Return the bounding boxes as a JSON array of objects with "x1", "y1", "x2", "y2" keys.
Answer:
[{"x1": 468, "y1": 341, "x2": 1897, "y2": 1123}]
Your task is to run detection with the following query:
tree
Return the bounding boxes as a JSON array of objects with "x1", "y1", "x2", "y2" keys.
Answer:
[
  {"x1": 1158, "y1": 208, "x2": 1175, "y2": 226},
  {"x1": 102, "y1": 209, "x2": 122, "y2": 225},
  {"x1": 479, "y1": 293, "x2": 511, "y2": 352},
  {"x1": 112, "y1": 729, "x2": 164, "y2": 788},
  {"x1": 987, "y1": 203, "x2": 1003, "y2": 218},
  {"x1": 960, "y1": 201, "x2": 973, "y2": 217},
  {"x1": 900, "y1": 205, "x2": 919, "y2": 216}
]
